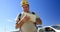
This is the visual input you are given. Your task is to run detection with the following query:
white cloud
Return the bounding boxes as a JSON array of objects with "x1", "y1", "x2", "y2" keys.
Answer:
[
  {"x1": 6, "y1": 31, "x2": 10, "y2": 32},
  {"x1": 6, "y1": 18, "x2": 17, "y2": 32},
  {"x1": 8, "y1": 19, "x2": 12, "y2": 22},
  {"x1": 7, "y1": 18, "x2": 15, "y2": 22}
]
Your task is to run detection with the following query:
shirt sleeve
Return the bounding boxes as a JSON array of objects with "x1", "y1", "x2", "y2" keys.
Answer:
[
  {"x1": 31, "y1": 12, "x2": 39, "y2": 18},
  {"x1": 15, "y1": 13, "x2": 21, "y2": 21}
]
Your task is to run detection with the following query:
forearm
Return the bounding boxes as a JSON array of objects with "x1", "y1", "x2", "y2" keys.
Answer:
[
  {"x1": 18, "y1": 20, "x2": 24, "y2": 27},
  {"x1": 15, "y1": 19, "x2": 26, "y2": 29},
  {"x1": 15, "y1": 17, "x2": 28, "y2": 29},
  {"x1": 15, "y1": 15, "x2": 30, "y2": 29}
]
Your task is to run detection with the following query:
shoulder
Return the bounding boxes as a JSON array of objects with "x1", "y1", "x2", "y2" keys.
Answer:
[
  {"x1": 18, "y1": 12, "x2": 23, "y2": 16},
  {"x1": 31, "y1": 12, "x2": 40, "y2": 18},
  {"x1": 16, "y1": 13, "x2": 21, "y2": 17}
]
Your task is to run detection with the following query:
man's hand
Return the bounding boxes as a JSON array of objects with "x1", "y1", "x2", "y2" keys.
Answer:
[
  {"x1": 23, "y1": 15, "x2": 30, "y2": 22},
  {"x1": 15, "y1": 15, "x2": 30, "y2": 29}
]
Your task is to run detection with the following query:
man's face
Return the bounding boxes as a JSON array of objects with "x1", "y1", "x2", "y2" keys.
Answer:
[{"x1": 22, "y1": 4, "x2": 29, "y2": 12}]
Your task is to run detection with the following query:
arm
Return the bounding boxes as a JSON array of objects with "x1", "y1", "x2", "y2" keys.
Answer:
[
  {"x1": 15, "y1": 15, "x2": 30, "y2": 29},
  {"x1": 33, "y1": 13, "x2": 42, "y2": 25},
  {"x1": 15, "y1": 19, "x2": 25, "y2": 29},
  {"x1": 35, "y1": 18, "x2": 42, "y2": 25}
]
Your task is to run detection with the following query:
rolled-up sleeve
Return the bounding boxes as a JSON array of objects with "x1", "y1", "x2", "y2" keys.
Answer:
[{"x1": 15, "y1": 13, "x2": 21, "y2": 21}]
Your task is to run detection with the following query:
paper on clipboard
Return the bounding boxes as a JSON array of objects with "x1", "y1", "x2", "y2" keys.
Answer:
[
  {"x1": 25, "y1": 12, "x2": 36, "y2": 22},
  {"x1": 18, "y1": 12, "x2": 36, "y2": 24}
]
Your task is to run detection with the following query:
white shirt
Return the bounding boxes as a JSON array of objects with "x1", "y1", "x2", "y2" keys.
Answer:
[{"x1": 16, "y1": 12, "x2": 39, "y2": 32}]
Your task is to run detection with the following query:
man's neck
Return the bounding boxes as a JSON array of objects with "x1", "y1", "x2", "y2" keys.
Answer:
[{"x1": 24, "y1": 11, "x2": 30, "y2": 13}]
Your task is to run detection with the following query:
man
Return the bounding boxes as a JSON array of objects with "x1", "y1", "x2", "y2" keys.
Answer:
[{"x1": 15, "y1": 0, "x2": 42, "y2": 32}]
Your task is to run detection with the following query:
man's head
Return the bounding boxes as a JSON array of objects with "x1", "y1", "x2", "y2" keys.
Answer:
[{"x1": 20, "y1": 0, "x2": 29, "y2": 12}]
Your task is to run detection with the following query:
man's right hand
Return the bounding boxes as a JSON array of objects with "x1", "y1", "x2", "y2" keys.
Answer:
[
  {"x1": 23, "y1": 15, "x2": 30, "y2": 22},
  {"x1": 15, "y1": 15, "x2": 30, "y2": 29}
]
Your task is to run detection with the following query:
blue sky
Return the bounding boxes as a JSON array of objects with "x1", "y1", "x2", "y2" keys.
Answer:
[{"x1": 0, "y1": 0, "x2": 60, "y2": 32}]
